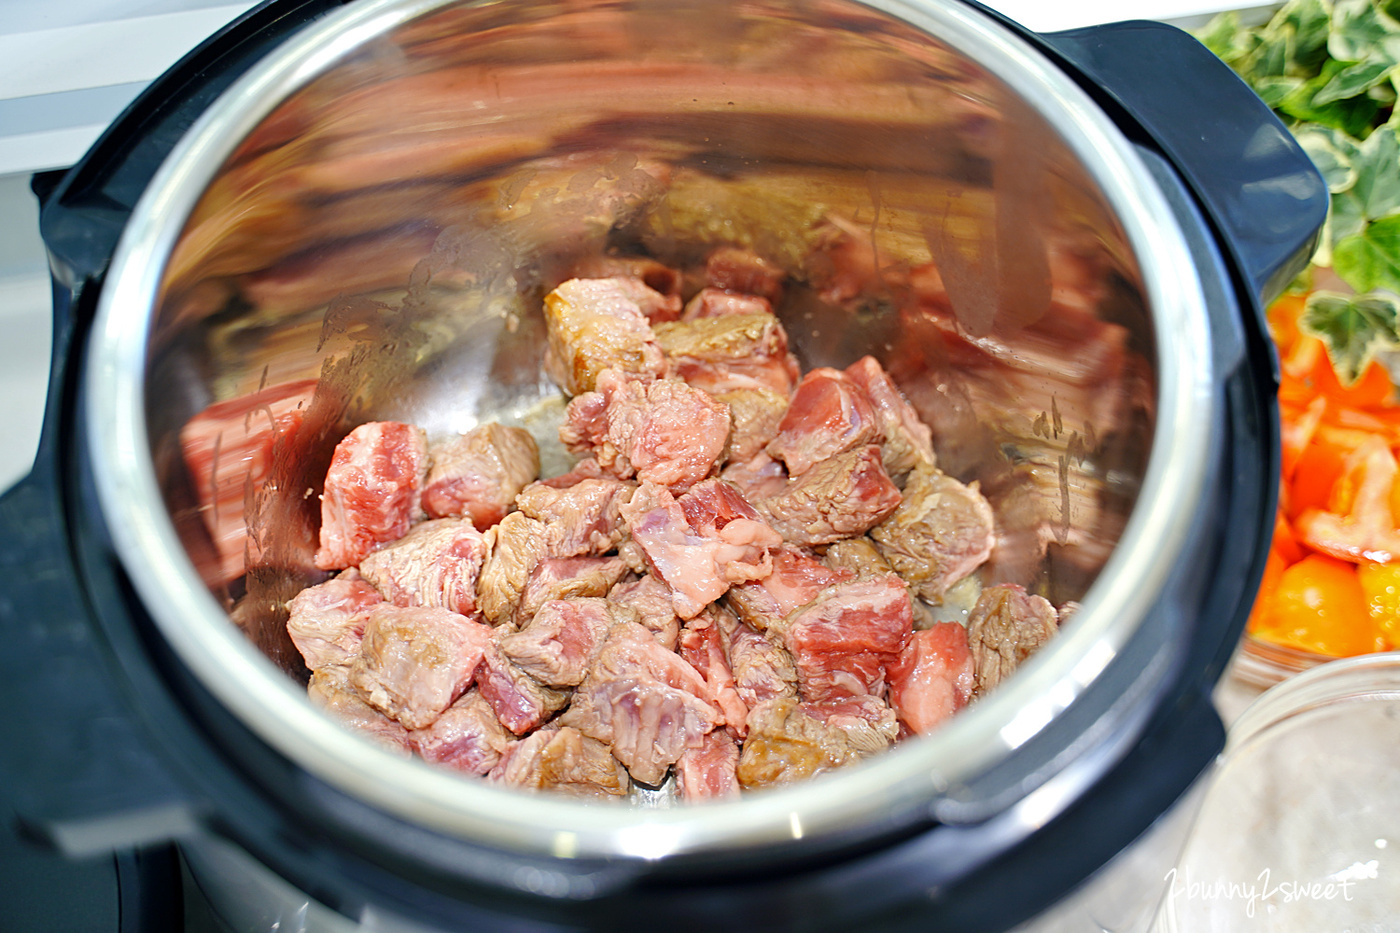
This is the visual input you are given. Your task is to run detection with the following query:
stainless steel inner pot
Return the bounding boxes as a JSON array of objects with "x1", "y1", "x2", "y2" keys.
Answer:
[{"x1": 85, "y1": 0, "x2": 1212, "y2": 863}]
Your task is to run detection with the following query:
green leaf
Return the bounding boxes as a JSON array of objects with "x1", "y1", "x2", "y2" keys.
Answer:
[
  {"x1": 1299, "y1": 290, "x2": 1400, "y2": 383},
  {"x1": 1324, "y1": 188, "x2": 1370, "y2": 267},
  {"x1": 1198, "y1": 11, "x2": 1251, "y2": 62},
  {"x1": 1256, "y1": 74, "x2": 1307, "y2": 107},
  {"x1": 1295, "y1": 123, "x2": 1360, "y2": 192},
  {"x1": 1333, "y1": 213, "x2": 1400, "y2": 292},
  {"x1": 1315, "y1": 58, "x2": 1396, "y2": 104},
  {"x1": 1350, "y1": 123, "x2": 1400, "y2": 218},
  {"x1": 1278, "y1": 64, "x2": 1383, "y2": 136},
  {"x1": 1273, "y1": 0, "x2": 1337, "y2": 72},
  {"x1": 1329, "y1": 0, "x2": 1400, "y2": 64}
]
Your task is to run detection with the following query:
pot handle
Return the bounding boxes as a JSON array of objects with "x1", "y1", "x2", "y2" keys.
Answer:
[{"x1": 1032, "y1": 19, "x2": 1328, "y2": 307}]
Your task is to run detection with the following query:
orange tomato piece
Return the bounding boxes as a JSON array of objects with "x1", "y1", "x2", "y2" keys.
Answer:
[
  {"x1": 1259, "y1": 554, "x2": 1384, "y2": 656},
  {"x1": 1357, "y1": 562, "x2": 1400, "y2": 649},
  {"x1": 1296, "y1": 435, "x2": 1400, "y2": 562},
  {"x1": 1247, "y1": 546, "x2": 1290, "y2": 636},
  {"x1": 1280, "y1": 396, "x2": 1326, "y2": 483}
]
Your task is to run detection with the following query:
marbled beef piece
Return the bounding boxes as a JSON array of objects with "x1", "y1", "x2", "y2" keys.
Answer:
[
  {"x1": 677, "y1": 479, "x2": 782, "y2": 576},
  {"x1": 315, "y1": 421, "x2": 429, "y2": 571},
  {"x1": 347, "y1": 604, "x2": 492, "y2": 730},
  {"x1": 286, "y1": 570, "x2": 382, "y2": 673},
  {"x1": 822, "y1": 537, "x2": 893, "y2": 578},
  {"x1": 408, "y1": 689, "x2": 516, "y2": 775},
  {"x1": 654, "y1": 313, "x2": 800, "y2": 396},
  {"x1": 476, "y1": 512, "x2": 549, "y2": 625},
  {"x1": 736, "y1": 695, "x2": 897, "y2": 789},
  {"x1": 421, "y1": 423, "x2": 540, "y2": 527},
  {"x1": 514, "y1": 475, "x2": 635, "y2": 557},
  {"x1": 766, "y1": 368, "x2": 879, "y2": 477},
  {"x1": 888, "y1": 623, "x2": 975, "y2": 735},
  {"x1": 560, "y1": 370, "x2": 730, "y2": 493},
  {"x1": 514, "y1": 555, "x2": 630, "y2": 624},
  {"x1": 758, "y1": 445, "x2": 902, "y2": 547},
  {"x1": 543, "y1": 276, "x2": 669, "y2": 395},
  {"x1": 309, "y1": 667, "x2": 412, "y2": 755},
  {"x1": 966, "y1": 584, "x2": 1059, "y2": 699},
  {"x1": 870, "y1": 464, "x2": 995, "y2": 604},
  {"x1": 705, "y1": 246, "x2": 786, "y2": 305},
  {"x1": 713, "y1": 387, "x2": 789, "y2": 464},
  {"x1": 679, "y1": 608, "x2": 748, "y2": 736},
  {"x1": 560, "y1": 621, "x2": 721, "y2": 785},
  {"x1": 357, "y1": 518, "x2": 486, "y2": 617},
  {"x1": 607, "y1": 574, "x2": 680, "y2": 650},
  {"x1": 844, "y1": 356, "x2": 935, "y2": 481},
  {"x1": 566, "y1": 257, "x2": 682, "y2": 322},
  {"x1": 725, "y1": 545, "x2": 851, "y2": 633},
  {"x1": 720, "y1": 452, "x2": 790, "y2": 502},
  {"x1": 498, "y1": 597, "x2": 623, "y2": 687},
  {"x1": 676, "y1": 730, "x2": 741, "y2": 801},
  {"x1": 487, "y1": 726, "x2": 629, "y2": 799},
  {"x1": 772, "y1": 573, "x2": 913, "y2": 703},
  {"x1": 727, "y1": 623, "x2": 799, "y2": 709},
  {"x1": 475, "y1": 640, "x2": 572, "y2": 735},
  {"x1": 680, "y1": 287, "x2": 774, "y2": 321}
]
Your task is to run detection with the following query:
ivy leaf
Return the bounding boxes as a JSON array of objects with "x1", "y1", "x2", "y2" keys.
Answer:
[
  {"x1": 1255, "y1": 74, "x2": 1307, "y2": 108},
  {"x1": 1294, "y1": 123, "x2": 1360, "y2": 192},
  {"x1": 1329, "y1": 0, "x2": 1400, "y2": 63},
  {"x1": 1278, "y1": 61, "x2": 1383, "y2": 136},
  {"x1": 1273, "y1": 0, "x2": 1339, "y2": 72},
  {"x1": 1333, "y1": 212, "x2": 1400, "y2": 292},
  {"x1": 1349, "y1": 123, "x2": 1400, "y2": 219},
  {"x1": 1315, "y1": 58, "x2": 1397, "y2": 104},
  {"x1": 1300, "y1": 290, "x2": 1400, "y2": 383},
  {"x1": 1199, "y1": 11, "x2": 1253, "y2": 62}
]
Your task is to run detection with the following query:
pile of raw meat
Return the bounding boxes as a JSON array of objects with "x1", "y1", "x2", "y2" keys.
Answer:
[{"x1": 289, "y1": 249, "x2": 1066, "y2": 800}]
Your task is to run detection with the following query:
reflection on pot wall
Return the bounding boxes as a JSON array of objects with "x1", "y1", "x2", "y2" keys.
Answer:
[{"x1": 142, "y1": 0, "x2": 1155, "y2": 683}]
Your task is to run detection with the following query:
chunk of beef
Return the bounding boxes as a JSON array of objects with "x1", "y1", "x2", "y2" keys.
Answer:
[
  {"x1": 822, "y1": 537, "x2": 892, "y2": 578},
  {"x1": 347, "y1": 604, "x2": 492, "y2": 729},
  {"x1": 736, "y1": 695, "x2": 896, "y2": 789},
  {"x1": 476, "y1": 512, "x2": 548, "y2": 624},
  {"x1": 654, "y1": 313, "x2": 800, "y2": 395},
  {"x1": 725, "y1": 545, "x2": 851, "y2": 633},
  {"x1": 727, "y1": 623, "x2": 799, "y2": 709},
  {"x1": 676, "y1": 730, "x2": 741, "y2": 801},
  {"x1": 560, "y1": 621, "x2": 721, "y2": 785},
  {"x1": 475, "y1": 640, "x2": 572, "y2": 735},
  {"x1": 773, "y1": 574, "x2": 913, "y2": 702},
  {"x1": 870, "y1": 464, "x2": 995, "y2": 604},
  {"x1": 498, "y1": 597, "x2": 621, "y2": 687},
  {"x1": 720, "y1": 453, "x2": 790, "y2": 502},
  {"x1": 560, "y1": 370, "x2": 730, "y2": 492},
  {"x1": 286, "y1": 570, "x2": 382, "y2": 673},
  {"x1": 408, "y1": 690, "x2": 516, "y2": 775},
  {"x1": 309, "y1": 668, "x2": 412, "y2": 755},
  {"x1": 844, "y1": 356, "x2": 935, "y2": 481},
  {"x1": 966, "y1": 584, "x2": 1059, "y2": 698},
  {"x1": 514, "y1": 555, "x2": 630, "y2": 624},
  {"x1": 543, "y1": 276, "x2": 669, "y2": 395},
  {"x1": 679, "y1": 608, "x2": 748, "y2": 736},
  {"x1": 514, "y1": 475, "x2": 635, "y2": 557},
  {"x1": 421, "y1": 423, "x2": 540, "y2": 527},
  {"x1": 566, "y1": 257, "x2": 682, "y2": 322},
  {"x1": 357, "y1": 518, "x2": 486, "y2": 618},
  {"x1": 488, "y1": 726, "x2": 629, "y2": 799},
  {"x1": 713, "y1": 387, "x2": 789, "y2": 464},
  {"x1": 315, "y1": 421, "x2": 429, "y2": 571},
  {"x1": 766, "y1": 368, "x2": 879, "y2": 477},
  {"x1": 681, "y1": 287, "x2": 774, "y2": 321},
  {"x1": 705, "y1": 246, "x2": 786, "y2": 305},
  {"x1": 607, "y1": 574, "x2": 680, "y2": 650},
  {"x1": 887, "y1": 623, "x2": 975, "y2": 735},
  {"x1": 758, "y1": 445, "x2": 902, "y2": 547}
]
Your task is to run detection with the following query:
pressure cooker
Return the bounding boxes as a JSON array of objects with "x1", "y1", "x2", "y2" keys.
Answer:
[{"x1": 0, "y1": 0, "x2": 1326, "y2": 930}]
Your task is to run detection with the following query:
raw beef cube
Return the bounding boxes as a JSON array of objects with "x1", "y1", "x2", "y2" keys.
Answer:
[
  {"x1": 870, "y1": 464, "x2": 995, "y2": 604},
  {"x1": 514, "y1": 475, "x2": 635, "y2": 557},
  {"x1": 728, "y1": 623, "x2": 798, "y2": 709},
  {"x1": 357, "y1": 518, "x2": 486, "y2": 617},
  {"x1": 677, "y1": 478, "x2": 782, "y2": 571},
  {"x1": 408, "y1": 690, "x2": 516, "y2": 775},
  {"x1": 758, "y1": 446, "x2": 902, "y2": 547},
  {"x1": 565, "y1": 257, "x2": 682, "y2": 322},
  {"x1": 498, "y1": 597, "x2": 621, "y2": 686},
  {"x1": 803, "y1": 695, "x2": 901, "y2": 755},
  {"x1": 654, "y1": 312, "x2": 801, "y2": 396},
  {"x1": 773, "y1": 574, "x2": 914, "y2": 703},
  {"x1": 488, "y1": 726, "x2": 629, "y2": 799},
  {"x1": 887, "y1": 623, "x2": 975, "y2": 735},
  {"x1": 681, "y1": 287, "x2": 774, "y2": 321},
  {"x1": 347, "y1": 604, "x2": 492, "y2": 730},
  {"x1": 543, "y1": 276, "x2": 669, "y2": 395},
  {"x1": 315, "y1": 421, "x2": 429, "y2": 571},
  {"x1": 966, "y1": 584, "x2": 1059, "y2": 698},
  {"x1": 844, "y1": 356, "x2": 935, "y2": 480},
  {"x1": 822, "y1": 537, "x2": 893, "y2": 578},
  {"x1": 309, "y1": 668, "x2": 412, "y2": 755},
  {"x1": 476, "y1": 512, "x2": 549, "y2": 624},
  {"x1": 475, "y1": 641, "x2": 572, "y2": 735},
  {"x1": 676, "y1": 730, "x2": 741, "y2": 801},
  {"x1": 560, "y1": 621, "x2": 721, "y2": 785},
  {"x1": 560, "y1": 370, "x2": 730, "y2": 492},
  {"x1": 607, "y1": 575, "x2": 680, "y2": 650},
  {"x1": 286, "y1": 570, "x2": 382, "y2": 673},
  {"x1": 679, "y1": 608, "x2": 749, "y2": 735},
  {"x1": 514, "y1": 555, "x2": 630, "y2": 624},
  {"x1": 725, "y1": 545, "x2": 851, "y2": 632},
  {"x1": 736, "y1": 695, "x2": 896, "y2": 789},
  {"x1": 719, "y1": 453, "x2": 790, "y2": 502},
  {"x1": 712, "y1": 387, "x2": 790, "y2": 464},
  {"x1": 705, "y1": 246, "x2": 786, "y2": 304},
  {"x1": 766, "y1": 368, "x2": 879, "y2": 477},
  {"x1": 421, "y1": 423, "x2": 540, "y2": 527}
]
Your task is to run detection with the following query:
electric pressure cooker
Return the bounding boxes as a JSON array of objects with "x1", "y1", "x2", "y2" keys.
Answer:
[{"x1": 0, "y1": 0, "x2": 1326, "y2": 930}]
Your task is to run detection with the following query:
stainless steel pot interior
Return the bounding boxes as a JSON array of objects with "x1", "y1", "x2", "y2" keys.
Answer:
[{"x1": 86, "y1": 0, "x2": 1214, "y2": 860}]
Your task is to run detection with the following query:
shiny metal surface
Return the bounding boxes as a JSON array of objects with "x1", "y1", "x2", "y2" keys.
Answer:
[{"x1": 86, "y1": 0, "x2": 1213, "y2": 862}]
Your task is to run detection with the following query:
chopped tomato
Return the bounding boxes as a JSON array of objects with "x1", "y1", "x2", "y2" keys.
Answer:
[
  {"x1": 1257, "y1": 554, "x2": 1384, "y2": 657},
  {"x1": 1357, "y1": 561, "x2": 1400, "y2": 649}
]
